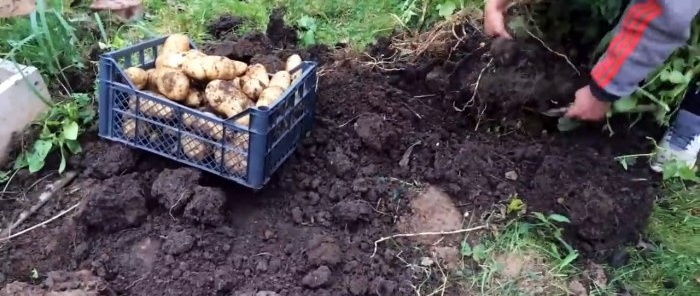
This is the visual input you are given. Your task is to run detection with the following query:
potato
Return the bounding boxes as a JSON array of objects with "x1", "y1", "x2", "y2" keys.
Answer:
[
  {"x1": 242, "y1": 79, "x2": 265, "y2": 101},
  {"x1": 128, "y1": 92, "x2": 174, "y2": 119},
  {"x1": 181, "y1": 135, "x2": 210, "y2": 161},
  {"x1": 233, "y1": 61, "x2": 248, "y2": 76},
  {"x1": 161, "y1": 33, "x2": 190, "y2": 56},
  {"x1": 183, "y1": 56, "x2": 243, "y2": 81},
  {"x1": 214, "y1": 135, "x2": 250, "y2": 175},
  {"x1": 233, "y1": 77, "x2": 242, "y2": 89},
  {"x1": 124, "y1": 67, "x2": 147, "y2": 89},
  {"x1": 155, "y1": 52, "x2": 187, "y2": 70},
  {"x1": 185, "y1": 89, "x2": 205, "y2": 107},
  {"x1": 256, "y1": 86, "x2": 285, "y2": 107},
  {"x1": 245, "y1": 63, "x2": 270, "y2": 86},
  {"x1": 122, "y1": 117, "x2": 150, "y2": 139},
  {"x1": 185, "y1": 49, "x2": 207, "y2": 59},
  {"x1": 286, "y1": 54, "x2": 302, "y2": 81},
  {"x1": 155, "y1": 68, "x2": 190, "y2": 101},
  {"x1": 205, "y1": 80, "x2": 251, "y2": 117},
  {"x1": 269, "y1": 71, "x2": 291, "y2": 89},
  {"x1": 145, "y1": 68, "x2": 159, "y2": 91},
  {"x1": 182, "y1": 111, "x2": 228, "y2": 141}
]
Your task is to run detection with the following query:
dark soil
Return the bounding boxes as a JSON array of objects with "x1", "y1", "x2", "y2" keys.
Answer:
[{"x1": 0, "y1": 14, "x2": 661, "y2": 296}]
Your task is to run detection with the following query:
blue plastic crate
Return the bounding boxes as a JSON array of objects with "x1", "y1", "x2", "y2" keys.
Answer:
[{"x1": 97, "y1": 35, "x2": 317, "y2": 189}]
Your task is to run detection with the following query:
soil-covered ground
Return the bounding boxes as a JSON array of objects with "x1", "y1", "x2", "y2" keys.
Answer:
[{"x1": 0, "y1": 13, "x2": 660, "y2": 296}]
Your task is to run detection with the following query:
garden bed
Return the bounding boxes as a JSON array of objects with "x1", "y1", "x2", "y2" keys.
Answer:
[{"x1": 0, "y1": 13, "x2": 660, "y2": 295}]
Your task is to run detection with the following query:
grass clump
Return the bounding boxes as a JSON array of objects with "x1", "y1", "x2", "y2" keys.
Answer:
[{"x1": 613, "y1": 185, "x2": 700, "y2": 296}]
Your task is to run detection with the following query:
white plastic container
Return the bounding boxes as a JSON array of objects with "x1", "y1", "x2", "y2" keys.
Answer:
[{"x1": 0, "y1": 59, "x2": 51, "y2": 166}]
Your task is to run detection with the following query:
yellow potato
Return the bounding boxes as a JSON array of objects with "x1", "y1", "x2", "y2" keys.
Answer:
[
  {"x1": 122, "y1": 117, "x2": 150, "y2": 140},
  {"x1": 181, "y1": 135, "x2": 210, "y2": 161},
  {"x1": 242, "y1": 79, "x2": 265, "y2": 101},
  {"x1": 161, "y1": 33, "x2": 190, "y2": 56},
  {"x1": 155, "y1": 68, "x2": 190, "y2": 101},
  {"x1": 183, "y1": 56, "x2": 242, "y2": 81},
  {"x1": 128, "y1": 92, "x2": 174, "y2": 119},
  {"x1": 256, "y1": 86, "x2": 285, "y2": 107},
  {"x1": 286, "y1": 54, "x2": 302, "y2": 81},
  {"x1": 269, "y1": 71, "x2": 291, "y2": 90},
  {"x1": 233, "y1": 61, "x2": 248, "y2": 76},
  {"x1": 213, "y1": 135, "x2": 250, "y2": 175},
  {"x1": 145, "y1": 68, "x2": 159, "y2": 91},
  {"x1": 182, "y1": 111, "x2": 227, "y2": 141},
  {"x1": 124, "y1": 67, "x2": 147, "y2": 89},
  {"x1": 185, "y1": 49, "x2": 207, "y2": 59},
  {"x1": 155, "y1": 52, "x2": 187, "y2": 69},
  {"x1": 233, "y1": 77, "x2": 242, "y2": 89},
  {"x1": 245, "y1": 64, "x2": 270, "y2": 86},
  {"x1": 185, "y1": 89, "x2": 205, "y2": 107},
  {"x1": 205, "y1": 80, "x2": 251, "y2": 117}
]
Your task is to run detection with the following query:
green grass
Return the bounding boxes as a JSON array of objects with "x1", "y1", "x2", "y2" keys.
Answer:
[
  {"x1": 0, "y1": 0, "x2": 94, "y2": 94},
  {"x1": 613, "y1": 186, "x2": 700, "y2": 296},
  {"x1": 143, "y1": 0, "x2": 407, "y2": 48}
]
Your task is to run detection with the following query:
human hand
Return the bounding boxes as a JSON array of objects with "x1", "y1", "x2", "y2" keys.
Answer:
[
  {"x1": 484, "y1": 1, "x2": 512, "y2": 39},
  {"x1": 564, "y1": 85, "x2": 611, "y2": 121}
]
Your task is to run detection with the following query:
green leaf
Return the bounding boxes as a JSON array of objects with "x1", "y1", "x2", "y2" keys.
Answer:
[
  {"x1": 516, "y1": 222, "x2": 531, "y2": 235},
  {"x1": 533, "y1": 212, "x2": 547, "y2": 223},
  {"x1": 668, "y1": 70, "x2": 686, "y2": 84},
  {"x1": 613, "y1": 97, "x2": 638, "y2": 112},
  {"x1": 302, "y1": 31, "x2": 315, "y2": 46},
  {"x1": 62, "y1": 121, "x2": 79, "y2": 140},
  {"x1": 472, "y1": 244, "x2": 488, "y2": 262},
  {"x1": 297, "y1": 15, "x2": 317, "y2": 31},
  {"x1": 27, "y1": 139, "x2": 53, "y2": 173},
  {"x1": 460, "y1": 240, "x2": 473, "y2": 256},
  {"x1": 507, "y1": 197, "x2": 525, "y2": 214},
  {"x1": 436, "y1": 2, "x2": 457, "y2": 19},
  {"x1": 548, "y1": 214, "x2": 571, "y2": 223},
  {"x1": 662, "y1": 162, "x2": 679, "y2": 180},
  {"x1": 13, "y1": 152, "x2": 28, "y2": 170},
  {"x1": 65, "y1": 139, "x2": 82, "y2": 154}
]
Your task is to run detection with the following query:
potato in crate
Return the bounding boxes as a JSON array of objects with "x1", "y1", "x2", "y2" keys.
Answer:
[{"x1": 97, "y1": 34, "x2": 318, "y2": 189}]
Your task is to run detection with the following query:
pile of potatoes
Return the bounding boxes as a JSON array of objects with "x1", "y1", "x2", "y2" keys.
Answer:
[{"x1": 120, "y1": 33, "x2": 304, "y2": 175}]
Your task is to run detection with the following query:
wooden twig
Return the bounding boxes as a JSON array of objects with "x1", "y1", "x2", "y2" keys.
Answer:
[
  {"x1": 1, "y1": 171, "x2": 77, "y2": 237},
  {"x1": 0, "y1": 203, "x2": 80, "y2": 242},
  {"x1": 371, "y1": 225, "x2": 488, "y2": 257}
]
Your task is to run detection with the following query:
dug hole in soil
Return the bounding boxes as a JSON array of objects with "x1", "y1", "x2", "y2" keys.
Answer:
[{"x1": 0, "y1": 12, "x2": 660, "y2": 296}]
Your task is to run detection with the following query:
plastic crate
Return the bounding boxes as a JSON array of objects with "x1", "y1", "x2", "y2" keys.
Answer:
[{"x1": 97, "y1": 35, "x2": 318, "y2": 189}]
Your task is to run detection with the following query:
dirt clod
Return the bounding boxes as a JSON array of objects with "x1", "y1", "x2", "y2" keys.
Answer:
[
  {"x1": 151, "y1": 168, "x2": 202, "y2": 212},
  {"x1": 162, "y1": 230, "x2": 196, "y2": 255},
  {"x1": 72, "y1": 141, "x2": 139, "y2": 179},
  {"x1": 354, "y1": 113, "x2": 398, "y2": 152},
  {"x1": 398, "y1": 186, "x2": 463, "y2": 245},
  {"x1": 78, "y1": 174, "x2": 147, "y2": 233},
  {"x1": 183, "y1": 186, "x2": 226, "y2": 226},
  {"x1": 302, "y1": 266, "x2": 332, "y2": 288},
  {"x1": 307, "y1": 235, "x2": 342, "y2": 267},
  {"x1": 2, "y1": 270, "x2": 107, "y2": 296},
  {"x1": 332, "y1": 200, "x2": 372, "y2": 223}
]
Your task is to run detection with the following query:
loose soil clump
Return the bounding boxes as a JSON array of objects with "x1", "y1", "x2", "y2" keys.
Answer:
[{"x1": 0, "y1": 15, "x2": 660, "y2": 295}]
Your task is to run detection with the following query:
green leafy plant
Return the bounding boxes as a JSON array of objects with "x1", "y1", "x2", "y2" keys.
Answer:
[
  {"x1": 14, "y1": 93, "x2": 95, "y2": 174},
  {"x1": 296, "y1": 14, "x2": 318, "y2": 46}
]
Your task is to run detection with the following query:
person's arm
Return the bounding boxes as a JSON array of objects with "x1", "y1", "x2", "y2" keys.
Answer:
[{"x1": 590, "y1": 0, "x2": 700, "y2": 102}]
